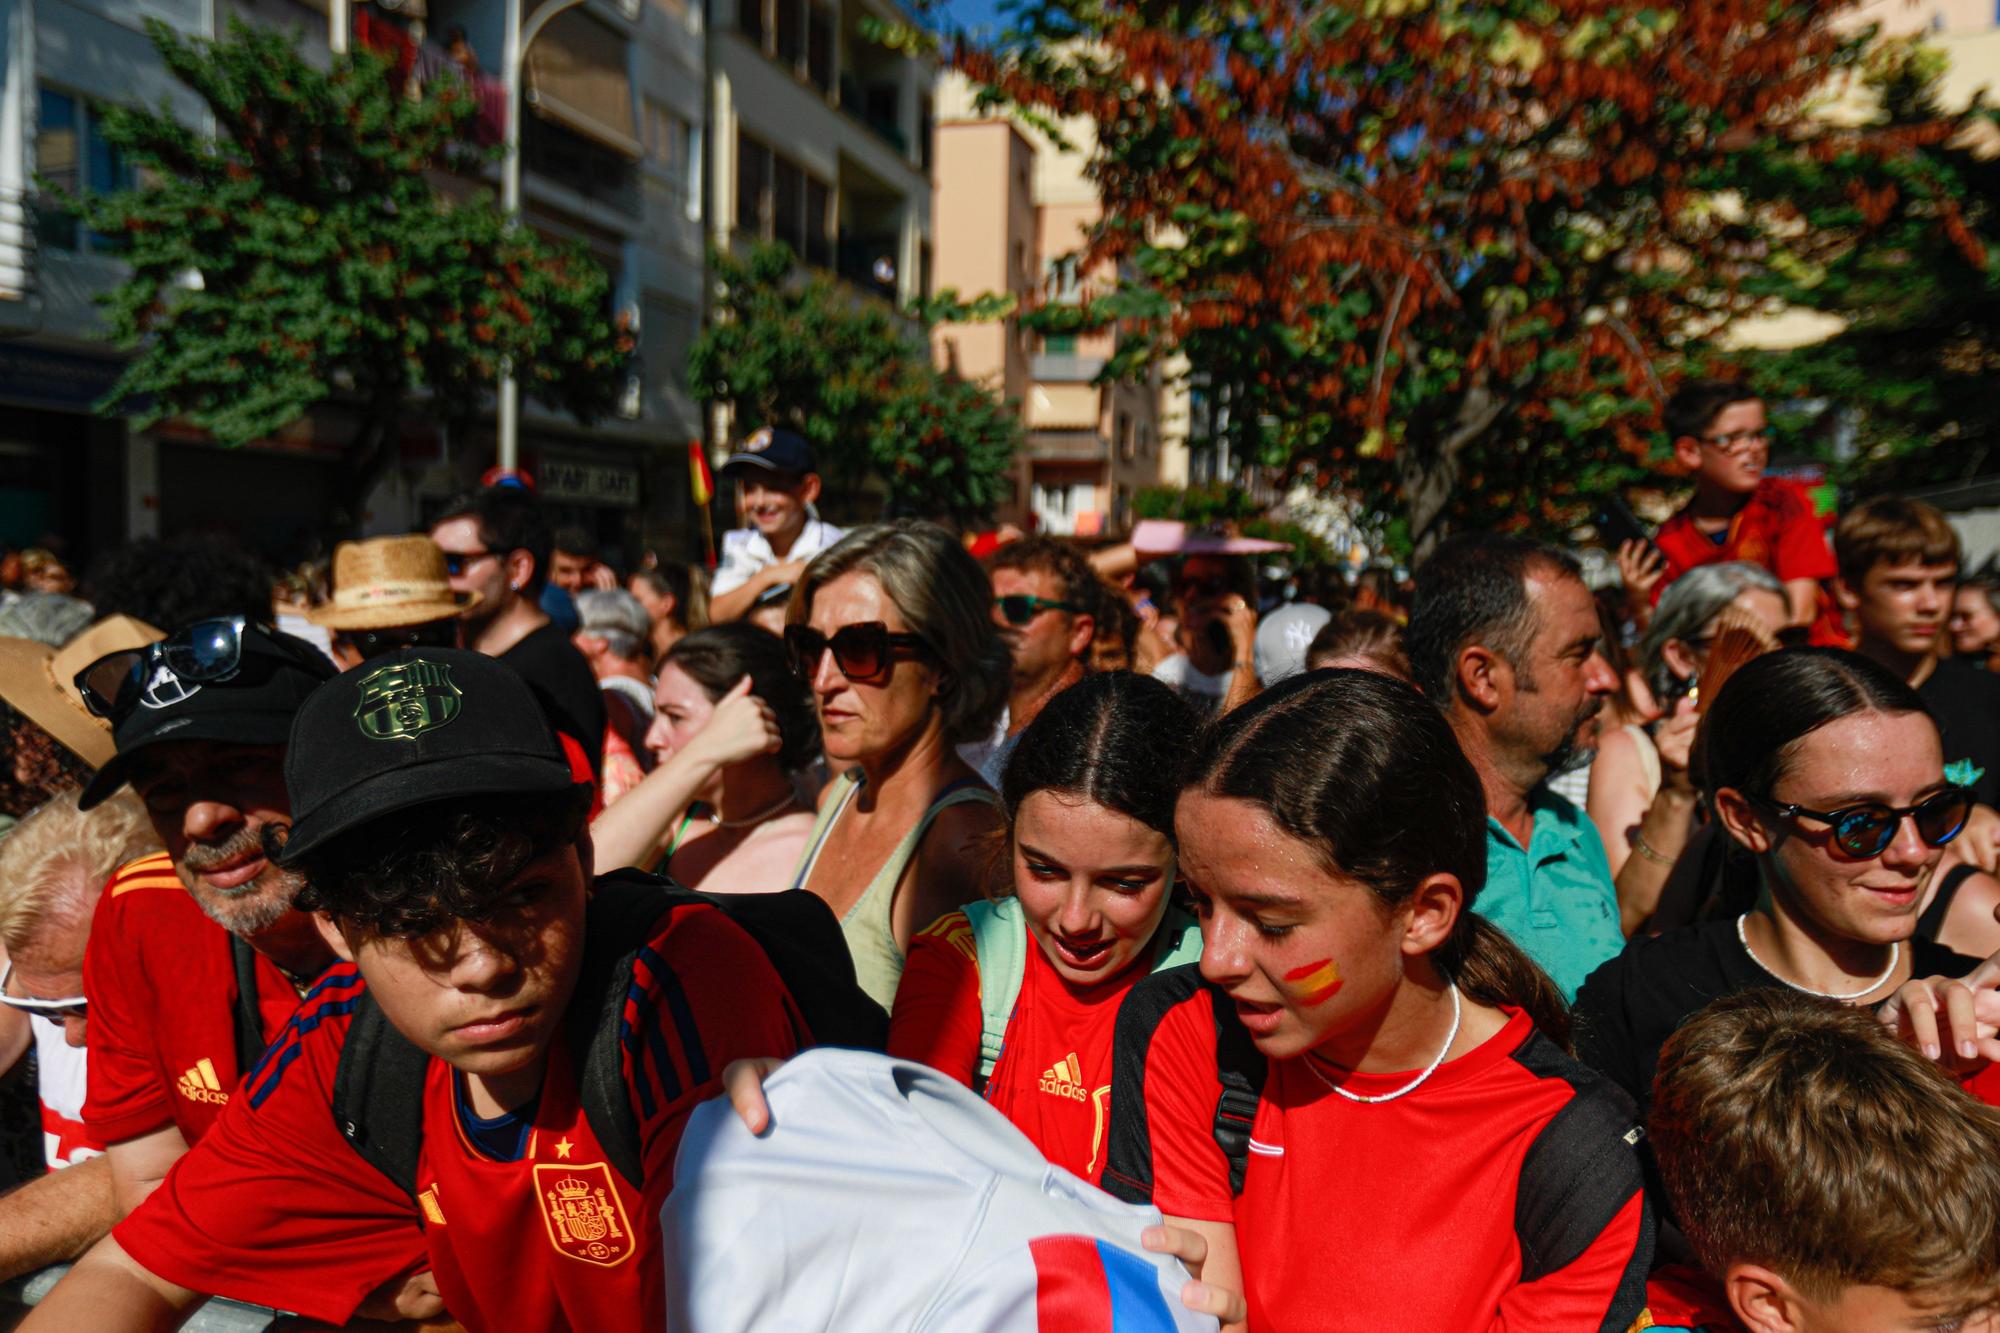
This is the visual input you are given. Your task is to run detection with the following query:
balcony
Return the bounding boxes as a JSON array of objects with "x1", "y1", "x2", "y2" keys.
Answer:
[
  {"x1": 838, "y1": 75, "x2": 905, "y2": 154},
  {"x1": 1030, "y1": 353, "x2": 1106, "y2": 382},
  {"x1": 836, "y1": 235, "x2": 899, "y2": 301},
  {"x1": 1025, "y1": 430, "x2": 1107, "y2": 463}
]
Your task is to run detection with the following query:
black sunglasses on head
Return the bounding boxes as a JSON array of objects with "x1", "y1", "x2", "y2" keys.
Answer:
[
  {"x1": 75, "y1": 617, "x2": 327, "y2": 722},
  {"x1": 1757, "y1": 785, "x2": 1972, "y2": 859},
  {"x1": 994, "y1": 594, "x2": 1087, "y2": 626},
  {"x1": 785, "y1": 622, "x2": 929, "y2": 683}
]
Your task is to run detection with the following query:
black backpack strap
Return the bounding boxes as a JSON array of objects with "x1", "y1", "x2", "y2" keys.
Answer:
[
  {"x1": 1210, "y1": 993, "x2": 1265, "y2": 1197},
  {"x1": 1101, "y1": 963, "x2": 1262, "y2": 1204},
  {"x1": 330, "y1": 989, "x2": 432, "y2": 1203},
  {"x1": 566, "y1": 873, "x2": 680, "y2": 1189},
  {"x1": 229, "y1": 934, "x2": 268, "y2": 1076},
  {"x1": 1509, "y1": 1032, "x2": 1654, "y2": 1328}
]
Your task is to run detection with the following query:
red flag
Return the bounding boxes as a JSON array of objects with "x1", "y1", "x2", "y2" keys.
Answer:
[{"x1": 688, "y1": 440, "x2": 714, "y2": 506}]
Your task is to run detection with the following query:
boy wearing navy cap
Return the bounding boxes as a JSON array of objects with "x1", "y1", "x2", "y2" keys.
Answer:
[
  {"x1": 29, "y1": 647, "x2": 808, "y2": 1333},
  {"x1": 707, "y1": 426, "x2": 846, "y2": 623}
]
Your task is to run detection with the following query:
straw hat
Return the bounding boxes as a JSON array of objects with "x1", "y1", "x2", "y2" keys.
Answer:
[
  {"x1": 309, "y1": 535, "x2": 481, "y2": 631},
  {"x1": 0, "y1": 614, "x2": 164, "y2": 769}
]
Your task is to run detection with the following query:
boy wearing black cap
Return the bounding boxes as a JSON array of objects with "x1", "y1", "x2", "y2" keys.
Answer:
[
  {"x1": 28, "y1": 648, "x2": 807, "y2": 1332},
  {"x1": 707, "y1": 426, "x2": 846, "y2": 624}
]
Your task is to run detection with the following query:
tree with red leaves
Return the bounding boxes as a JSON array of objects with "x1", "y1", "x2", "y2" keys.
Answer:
[{"x1": 955, "y1": 1, "x2": 1975, "y2": 549}]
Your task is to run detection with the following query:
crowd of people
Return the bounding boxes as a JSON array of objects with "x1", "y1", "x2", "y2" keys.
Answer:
[{"x1": 0, "y1": 389, "x2": 1995, "y2": 1332}]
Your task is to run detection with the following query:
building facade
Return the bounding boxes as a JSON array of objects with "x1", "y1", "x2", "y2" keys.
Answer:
[{"x1": 930, "y1": 71, "x2": 1171, "y2": 537}]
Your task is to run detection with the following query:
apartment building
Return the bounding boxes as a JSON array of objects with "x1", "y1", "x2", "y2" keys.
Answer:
[
  {"x1": 0, "y1": 0, "x2": 707, "y2": 566},
  {"x1": 930, "y1": 72, "x2": 1172, "y2": 537}
]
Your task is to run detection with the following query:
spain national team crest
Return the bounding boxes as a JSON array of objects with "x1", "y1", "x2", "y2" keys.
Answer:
[
  {"x1": 353, "y1": 659, "x2": 462, "y2": 741},
  {"x1": 534, "y1": 1163, "x2": 634, "y2": 1268}
]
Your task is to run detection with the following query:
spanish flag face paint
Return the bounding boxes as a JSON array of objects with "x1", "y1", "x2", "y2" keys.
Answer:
[{"x1": 1284, "y1": 958, "x2": 1343, "y2": 1007}]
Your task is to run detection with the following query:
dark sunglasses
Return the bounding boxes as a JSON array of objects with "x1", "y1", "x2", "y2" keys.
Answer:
[
  {"x1": 0, "y1": 963, "x2": 86, "y2": 1021},
  {"x1": 337, "y1": 621, "x2": 459, "y2": 657},
  {"x1": 785, "y1": 622, "x2": 929, "y2": 683},
  {"x1": 1758, "y1": 785, "x2": 1972, "y2": 859},
  {"x1": 441, "y1": 549, "x2": 495, "y2": 578},
  {"x1": 75, "y1": 617, "x2": 324, "y2": 721},
  {"x1": 995, "y1": 594, "x2": 1087, "y2": 626}
]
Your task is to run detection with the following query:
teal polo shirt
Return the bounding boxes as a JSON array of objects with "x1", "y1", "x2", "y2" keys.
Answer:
[{"x1": 1480, "y1": 788, "x2": 1622, "y2": 1001}]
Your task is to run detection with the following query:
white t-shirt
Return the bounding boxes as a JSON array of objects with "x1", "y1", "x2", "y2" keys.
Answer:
[
  {"x1": 1150, "y1": 654, "x2": 1231, "y2": 714},
  {"x1": 710, "y1": 518, "x2": 847, "y2": 597},
  {"x1": 33, "y1": 1014, "x2": 101, "y2": 1168},
  {"x1": 662, "y1": 1049, "x2": 1217, "y2": 1333}
]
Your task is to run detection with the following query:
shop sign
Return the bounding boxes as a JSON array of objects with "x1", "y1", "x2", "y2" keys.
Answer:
[{"x1": 540, "y1": 459, "x2": 640, "y2": 508}]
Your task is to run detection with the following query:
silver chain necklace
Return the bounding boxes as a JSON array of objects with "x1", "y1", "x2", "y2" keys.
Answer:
[
  {"x1": 1735, "y1": 914, "x2": 1898, "y2": 1001},
  {"x1": 1304, "y1": 985, "x2": 1462, "y2": 1105},
  {"x1": 708, "y1": 791, "x2": 799, "y2": 829}
]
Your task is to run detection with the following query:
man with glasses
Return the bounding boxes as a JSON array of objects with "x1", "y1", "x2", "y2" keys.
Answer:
[
  {"x1": 66, "y1": 618, "x2": 440, "y2": 1320},
  {"x1": 1652, "y1": 380, "x2": 1840, "y2": 640},
  {"x1": 432, "y1": 485, "x2": 606, "y2": 783},
  {"x1": 309, "y1": 534, "x2": 468, "y2": 670},
  {"x1": 961, "y1": 538, "x2": 1097, "y2": 786}
]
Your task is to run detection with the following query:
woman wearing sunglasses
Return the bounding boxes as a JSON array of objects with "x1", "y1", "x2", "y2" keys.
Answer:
[
  {"x1": 1574, "y1": 648, "x2": 1995, "y2": 1120},
  {"x1": 888, "y1": 672, "x2": 1200, "y2": 1180},
  {"x1": 785, "y1": 522, "x2": 1013, "y2": 1007}
]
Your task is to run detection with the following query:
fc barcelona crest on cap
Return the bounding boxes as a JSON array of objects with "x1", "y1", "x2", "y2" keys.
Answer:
[
  {"x1": 535, "y1": 1163, "x2": 634, "y2": 1268},
  {"x1": 354, "y1": 658, "x2": 462, "y2": 741},
  {"x1": 744, "y1": 427, "x2": 773, "y2": 453}
]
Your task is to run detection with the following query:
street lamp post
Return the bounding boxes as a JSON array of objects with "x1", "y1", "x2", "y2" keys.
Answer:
[{"x1": 496, "y1": 0, "x2": 589, "y2": 474}]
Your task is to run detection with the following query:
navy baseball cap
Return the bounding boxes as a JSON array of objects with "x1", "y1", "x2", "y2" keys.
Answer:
[
  {"x1": 719, "y1": 426, "x2": 815, "y2": 478},
  {"x1": 275, "y1": 646, "x2": 579, "y2": 864}
]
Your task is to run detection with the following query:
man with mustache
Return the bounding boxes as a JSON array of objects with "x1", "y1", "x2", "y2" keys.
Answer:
[
  {"x1": 70, "y1": 619, "x2": 438, "y2": 1321},
  {"x1": 1408, "y1": 534, "x2": 1622, "y2": 1000}
]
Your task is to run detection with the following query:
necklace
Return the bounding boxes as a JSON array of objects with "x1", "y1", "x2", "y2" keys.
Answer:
[
  {"x1": 1304, "y1": 984, "x2": 1462, "y2": 1105},
  {"x1": 1734, "y1": 914, "x2": 1899, "y2": 1001},
  {"x1": 709, "y1": 790, "x2": 799, "y2": 829}
]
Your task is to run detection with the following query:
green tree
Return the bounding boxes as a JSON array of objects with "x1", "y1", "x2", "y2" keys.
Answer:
[
  {"x1": 69, "y1": 20, "x2": 630, "y2": 521},
  {"x1": 948, "y1": 1, "x2": 1973, "y2": 550},
  {"x1": 1727, "y1": 40, "x2": 2000, "y2": 493},
  {"x1": 689, "y1": 241, "x2": 1020, "y2": 524}
]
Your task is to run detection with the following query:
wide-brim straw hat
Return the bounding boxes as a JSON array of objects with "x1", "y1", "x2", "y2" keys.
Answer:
[
  {"x1": 0, "y1": 614, "x2": 164, "y2": 769},
  {"x1": 309, "y1": 535, "x2": 482, "y2": 631}
]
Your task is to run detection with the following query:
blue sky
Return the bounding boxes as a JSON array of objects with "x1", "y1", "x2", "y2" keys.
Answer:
[{"x1": 933, "y1": 0, "x2": 1007, "y2": 37}]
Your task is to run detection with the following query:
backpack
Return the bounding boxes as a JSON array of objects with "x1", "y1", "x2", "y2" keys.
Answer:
[
  {"x1": 330, "y1": 870, "x2": 888, "y2": 1198},
  {"x1": 962, "y1": 897, "x2": 1203, "y2": 1092}
]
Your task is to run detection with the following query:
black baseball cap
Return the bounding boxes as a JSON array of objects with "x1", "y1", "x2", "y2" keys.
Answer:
[
  {"x1": 78, "y1": 624, "x2": 337, "y2": 810},
  {"x1": 276, "y1": 646, "x2": 579, "y2": 864},
  {"x1": 719, "y1": 426, "x2": 815, "y2": 479}
]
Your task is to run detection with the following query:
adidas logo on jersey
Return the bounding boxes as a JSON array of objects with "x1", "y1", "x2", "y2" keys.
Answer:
[
  {"x1": 176, "y1": 1058, "x2": 230, "y2": 1107},
  {"x1": 1038, "y1": 1053, "x2": 1089, "y2": 1102}
]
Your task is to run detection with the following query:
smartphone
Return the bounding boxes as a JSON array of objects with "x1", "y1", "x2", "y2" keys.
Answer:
[{"x1": 1592, "y1": 496, "x2": 1655, "y2": 554}]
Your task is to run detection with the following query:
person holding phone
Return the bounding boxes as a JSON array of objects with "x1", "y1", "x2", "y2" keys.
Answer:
[{"x1": 1151, "y1": 554, "x2": 1260, "y2": 717}]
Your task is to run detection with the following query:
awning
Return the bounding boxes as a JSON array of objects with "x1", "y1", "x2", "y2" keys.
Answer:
[{"x1": 525, "y1": 9, "x2": 641, "y2": 160}]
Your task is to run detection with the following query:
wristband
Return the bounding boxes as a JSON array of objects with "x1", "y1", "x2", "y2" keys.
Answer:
[{"x1": 1632, "y1": 832, "x2": 1675, "y2": 867}]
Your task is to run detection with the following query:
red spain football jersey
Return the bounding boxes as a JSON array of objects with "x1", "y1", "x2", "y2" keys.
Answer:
[
  {"x1": 891, "y1": 911, "x2": 1148, "y2": 1180},
  {"x1": 1105, "y1": 976, "x2": 1650, "y2": 1333},
  {"x1": 81, "y1": 852, "x2": 313, "y2": 1147},
  {"x1": 1653, "y1": 477, "x2": 1844, "y2": 646},
  {"x1": 114, "y1": 898, "x2": 807, "y2": 1331}
]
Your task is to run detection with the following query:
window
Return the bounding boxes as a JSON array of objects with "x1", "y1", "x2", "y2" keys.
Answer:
[
  {"x1": 1043, "y1": 334, "x2": 1077, "y2": 356},
  {"x1": 36, "y1": 89, "x2": 131, "y2": 254},
  {"x1": 773, "y1": 0, "x2": 804, "y2": 69},
  {"x1": 806, "y1": 4, "x2": 835, "y2": 94},
  {"x1": 805, "y1": 178, "x2": 831, "y2": 268},
  {"x1": 644, "y1": 102, "x2": 701, "y2": 217},
  {"x1": 1117, "y1": 412, "x2": 1134, "y2": 461},
  {"x1": 738, "y1": 0, "x2": 765, "y2": 44},
  {"x1": 773, "y1": 156, "x2": 804, "y2": 254},
  {"x1": 1045, "y1": 254, "x2": 1084, "y2": 305},
  {"x1": 736, "y1": 131, "x2": 771, "y2": 237}
]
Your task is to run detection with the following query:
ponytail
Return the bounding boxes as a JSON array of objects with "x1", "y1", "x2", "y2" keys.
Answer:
[{"x1": 1438, "y1": 913, "x2": 1571, "y2": 1051}]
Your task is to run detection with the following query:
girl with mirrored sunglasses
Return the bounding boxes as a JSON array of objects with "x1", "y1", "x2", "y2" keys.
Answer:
[{"x1": 1575, "y1": 648, "x2": 2000, "y2": 1125}]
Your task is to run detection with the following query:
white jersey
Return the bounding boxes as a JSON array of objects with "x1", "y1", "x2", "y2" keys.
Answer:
[
  {"x1": 663, "y1": 1049, "x2": 1217, "y2": 1333},
  {"x1": 32, "y1": 1014, "x2": 102, "y2": 1168},
  {"x1": 709, "y1": 518, "x2": 847, "y2": 597}
]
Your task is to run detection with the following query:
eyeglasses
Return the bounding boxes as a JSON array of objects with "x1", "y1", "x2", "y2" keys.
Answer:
[
  {"x1": 0, "y1": 963, "x2": 86, "y2": 1021},
  {"x1": 441, "y1": 549, "x2": 495, "y2": 578},
  {"x1": 1698, "y1": 428, "x2": 1769, "y2": 455},
  {"x1": 784, "y1": 622, "x2": 929, "y2": 683},
  {"x1": 75, "y1": 617, "x2": 324, "y2": 722},
  {"x1": 995, "y1": 594, "x2": 1087, "y2": 626},
  {"x1": 1757, "y1": 785, "x2": 1972, "y2": 859}
]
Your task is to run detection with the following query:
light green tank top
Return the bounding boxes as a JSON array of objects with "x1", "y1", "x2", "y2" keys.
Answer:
[{"x1": 790, "y1": 767, "x2": 1002, "y2": 1009}]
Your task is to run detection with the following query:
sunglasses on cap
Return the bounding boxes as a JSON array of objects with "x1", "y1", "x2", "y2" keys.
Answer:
[
  {"x1": 0, "y1": 962, "x2": 85, "y2": 1022},
  {"x1": 1757, "y1": 785, "x2": 1972, "y2": 860},
  {"x1": 994, "y1": 594, "x2": 1086, "y2": 626},
  {"x1": 75, "y1": 617, "x2": 328, "y2": 722},
  {"x1": 785, "y1": 622, "x2": 929, "y2": 684}
]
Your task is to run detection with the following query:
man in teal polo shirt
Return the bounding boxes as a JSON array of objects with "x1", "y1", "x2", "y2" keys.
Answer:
[{"x1": 1408, "y1": 534, "x2": 1622, "y2": 998}]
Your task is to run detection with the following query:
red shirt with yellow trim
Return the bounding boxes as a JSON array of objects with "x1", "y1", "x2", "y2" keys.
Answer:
[
  {"x1": 1653, "y1": 478, "x2": 1843, "y2": 646},
  {"x1": 81, "y1": 852, "x2": 310, "y2": 1147},
  {"x1": 890, "y1": 911, "x2": 1143, "y2": 1181},
  {"x1": 1106, "y1": 980, "x2": 1650, "y2": 1333},
  {"x1": 113, "y1": 898, "x2": 807, "y2": 1331}
]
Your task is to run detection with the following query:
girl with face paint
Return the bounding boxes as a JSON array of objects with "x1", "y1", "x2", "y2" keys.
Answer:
[{"x1": 1100, "y1": 670, "x2": 1652, "y2": 1333}]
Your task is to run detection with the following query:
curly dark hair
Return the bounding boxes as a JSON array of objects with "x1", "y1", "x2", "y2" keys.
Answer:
[
  {"x1": 286, "y1": 787, "x2": 592, "y2": 937},
  {"x1": 661, "y1": 624, "x2": 821, "y2": 771},
  {"x1": 81, "y1": 533, "x2": 272, "y2": 629},
  {"x1": 1, "y1": 709, "x2": 94, "y2": 820}
]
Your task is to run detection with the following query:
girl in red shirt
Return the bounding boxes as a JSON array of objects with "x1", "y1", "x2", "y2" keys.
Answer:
[
  {"x1": 888, "y1": 672, "x2": 1201, "y2": 1180},
  {"x1": 1103, "y1": 669, "x2": 1652, "y2": 1333}
]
